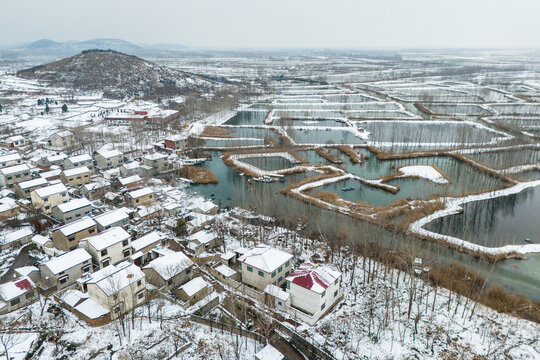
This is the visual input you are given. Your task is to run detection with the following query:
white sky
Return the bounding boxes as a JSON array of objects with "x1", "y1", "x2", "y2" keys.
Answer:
[{"x1": 1, "y1": 0, "x2": 540, "y2": 49}]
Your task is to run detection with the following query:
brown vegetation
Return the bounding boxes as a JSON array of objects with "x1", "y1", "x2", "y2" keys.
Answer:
[
  {"x1": 315, "y1": 147, "x2": 343, "y2": 163},
  {"x1": 178, "y1": 165, "x2": 218, "y2": 184},
  {"x1": 200, "y1": 126, "x2": 232, "y2": 138},
  {"x1": 336, "y1": 145, "x2": 363, "y2": 163}
]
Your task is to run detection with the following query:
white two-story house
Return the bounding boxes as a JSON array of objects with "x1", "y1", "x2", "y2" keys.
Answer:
[{"x1": 79, "y1": 226, "x2": 132, "y2": 269}]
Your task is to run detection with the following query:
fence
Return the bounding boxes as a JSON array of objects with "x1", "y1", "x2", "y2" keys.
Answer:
[{"x1": 189, "y1": 314, "x2": 267, "y2": 345}]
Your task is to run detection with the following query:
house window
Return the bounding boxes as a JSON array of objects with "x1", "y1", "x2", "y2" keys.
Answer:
[
  {"x1": 278, "y1": 266, "x2": 282, "y2": 273},
  {"x1": 43, "y1": 197, "x2": 48, "y2": 202},
  {"x1": 285, "y1": 261, "x2": 289, "y2": 267},
  {"x1": 25, "y1": 291, "x2": 35, "y2": 299},
  {"x1": 123, "y1": 249, "x2": 130, "y2": 258},
  {"x1": 101, "y1": 249, "x2": 108, "y2": 256},
  {"x1": 321, "y1": 290, "x2": 326, "y2": 298},
  {"x1": 286, "y1": 281, "x2": 290, "y2": 289},
  {"x1": 59, "y1": 275, "x2": 69, "y2": 284},
  {"x1": 69, "y1": 236, "x2": 75, "y2": 241},
  {"x1": 137, "y1": 290, "x2": 144, "y2": 300},
  {"x1": 102, "y1": 258, "x2": 110, "y2": 268},
  {"x1": 321, "y1": 303, "x2": 326, "y2": 310},
  {"x1": 88, "y1": 228, "x2": 95, "y2": 233},
  {"x1": 10, "y1": 298, "x2": 20, "y2": 306},
  {"x1": 247, "y1": 266, "x2": 253, "y2": 272},
  {"x1": 278, "y1": 276, "x2": 282, "y2": 282},
  {"x1": 45, "y1": 205, "x2": 50, "y2": 210},
  {"x1": 285, "y1": 271, "x2": 289, "y2": 277},
  {"x1": 137, "y1": 280, "x2": 142, "y2": 287},
  {"x1": 334, "y1": 290, "x2": 338, "y2": 297},
  {"x1": 258, "y1": 270, "x2": 264, "y2": 277},
  {"x1": 167, "y1": 279, "x2": 173, "y2": 286},
  {"x1": 122, "y1": 240, "x2": 129, "y2": 247},
  {"x1": 82, "y1": 265, "x2": 90, "y2": 273},
  {"x1": 271, "y1": 271, "x2": 276, "y2": 278},
  {"x1": 135, "y1": 199, "x2": 139, "y2": 203},
  {"x1": 149, "y1": 195, "x2": 153, "y2": 199}
]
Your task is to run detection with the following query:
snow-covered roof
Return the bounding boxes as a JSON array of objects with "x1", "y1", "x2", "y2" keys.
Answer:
[
  {"x1": 83, "y1": 179, "x2": 110, "y2": 191},
  {"x1": 52, "y1": 130, "x2": 73, "y2": 138},
  {"x1": 128, "y1": 187, "x2": 154, "y2": 198},
  {"x1": 32, "y1": 234, "x2": 52, "y2": 246},
  {"x1": 7, "y1": 135, "x2": 25, "y2": 142},
  {"x1": 286, "y1": 262, "x2": 341, "y2": 294},
  {"x1": 118, "y1": 175, "x2": 141, "y2": 186},
  {"x1": 93, "y1": 207, "x2": 129, "y2": 228},
  {"x1": 255, "y1": 344, "x2": 284, "y2": 360},
  {"x1": 188, "y1": 230, "x2": 217, "y2": 245},
  {"x1": 15, "y1": 266, "x2": 39, "y2": 277},
  {"x1": 87, "y1": 262, "x2": 144, "y2": 296},
  {"x1": 221, "y1": 252, "x2": 236, "y2": 261},
  {"x1": 143, "y1": 251, "x2": 193, "y2": 280},
  {"x1": 17, "y1": 177, "x2": 48, "y2": 190},
  {"x1": 61, "y1": 289, "x2": 88, "y2": 307},
  {"x1": 143, "y1": 152, "x2": 167, "y2": 161},
  {"x1": 62, "y1": 166, "x2": 90, "y2": 177},
  {"x1": 0, "y1": 163, "x2": 30, "y2": 175},
  {"x1": 47, "y1": 153, "x2": 67, "y2": 162},
  {"x1": 42, "y1": 248, "x2": 91, "y2": 275},
  {"x1": 238, "y1": 245, "x2": 293, "y2": 273},
  {"x1": 39, "y1": 169, "x2": 62, "y2": 179},
  {"x1": 264, "y1": 284, "x2": 290, "y2": 302},
  {"x1": 0, "y1": 197, "x2": 18, "y2": 213},
  {"x1": 131, "y1": 231, "x2": 163, "y2": 252},
  {"x1": 33, "y1": 183, "x2": 67, "y2": 198},
  {"x1": 1, "y1": 227, "x2": 33, "y2": 245},
  {"x1": 121, "y1": 161, "x2": 140, "y2": 170},
  {"x1": 81, "y1": 226, "x2": 130, "y2": 251},
  {"x1": 0, "y1": 276, "x2": 35, "y2": 301},
  {"x1": 57, "y1": 217, "x2": 96, "y2": 236},
  {"x1": 188, "y1": 197, "x2": 217, "y2": 213},
  {"x1": 96, "y1": 149, "x2": 123, "y2": 159},
  {"x1": 187, "y1": 213, "x2": 214, "y2": 228},
  {"x1": 215, "y1": 264, "x2": 237, "y2": 278},
  {"x1": 56, "y1": 197, "x2": 91, "y2": 213},
  {"x1": 179, "y1": 276, "x2": 208, "y2": 296},
  {"x1": 67, "y1": 154, "x2": 92, "y2": 163},
  {"x1": 0, "y1": 152, "x2": 22, "y2": 163},
  {"x1": 74, "y1": 298, "x2": 109, "y2": 319}
]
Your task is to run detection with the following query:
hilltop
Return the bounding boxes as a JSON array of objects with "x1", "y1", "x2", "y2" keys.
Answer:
[{"x1": 16, "y1": 49, "x2": 214, "y2": 99}]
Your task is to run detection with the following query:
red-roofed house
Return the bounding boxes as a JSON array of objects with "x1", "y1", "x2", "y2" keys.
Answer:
[
  {"x1": 0, "y1": 276, "x2": 38, "y2": 314},
  {"x1": 285, "y1": 262, "x2": 342, "y2": 317}
]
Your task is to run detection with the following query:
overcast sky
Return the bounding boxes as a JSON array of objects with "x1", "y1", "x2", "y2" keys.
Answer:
[{"x1": 2, "y1": 0, "x2": 540, "y2": 49}]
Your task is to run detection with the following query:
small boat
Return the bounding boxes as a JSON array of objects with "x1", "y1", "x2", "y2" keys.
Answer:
[
  {"x1": 279, "y1": 178, "x2": 286, "y2": 183},
  {"x1": 253, "y1": 176, "x2": 274, "y2": 183},
  {"x1": 342, "y1": 186, "x2": 354, "y2": 191},
  {"x1": 524, "y1": 238, "x2": 533, "y2": 244}
]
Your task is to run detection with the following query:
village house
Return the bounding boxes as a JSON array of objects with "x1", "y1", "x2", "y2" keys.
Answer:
[
  {"x1": 81, "y1": 178, "x2": 111, "y2": 200},
  {"x1": 143, "y1": 251, "x2": 194, "y2": 290},
  {"x1": 187, "y1": 230, "x2": 221, "y2": 256},
  {"x1": 0, "y1": 197, "x2": 19, "y2": 219},
  {"x1": 163, "y1": 136, "x2": 187, "y2": 154},
  {"x1": 5, "y1": 135, "x2": 28, "y2": 148},
  {"x1": 0, "y1": 276, "x2": 38, "y2": 314},
  {"x1": 51, "y1": 197, "x2": 92, "y2": 224},
  {"x1": 285, "y1": 262, "x2": 342, "y2": 318},
  {"x1": 0, "y1": 163, "x2": 32, "y2": 188},
  {"x1": 93, "y1": 207, "x2": 130, "y2": 231},
  {"x1": 15, "y1": 177, "x2": 48, "y2": 199},
  {"x1": 64, "y1": 154, "x2": 95, "y2": 172},
  {"x1": 186, "y1": 212, "x2": 215, "y2": 234},
  {"x1": 39, "y1": 248, "x2": 93, "y2": 292},
  {"x1": 238, "y1": 245, "x2": 294, "y2": 291},
  {"x1": 0, "y1": 152, "x2": 23, "y2": 168},
  {"x1": 32, "y1": 234, "x2": 54, "y2": 255},
  {"x1": 60, "y1": 166, "x2": 91, "y2": 188},
  {"x1": 79, "y1": 226, "x2": 132, "y2": 269},
  {"x1": 94, "y1": 149, "x2": 124, "y2": 169},
  {"x1": 51, "y1": 217, "x2": 98, "y2": 251},
  {"x1": 44, "y1": 153, "x2": 68, "y2": 167},
  {"x1": 31, "y1": 183, "x2": 69, "y2": 214},
  {"x1": 119, "y1": 161, "x2": 141, "y2": 177},
  {"x1": 142, "y1": 152, "x2": 169, "y2": 175},
  {"x1": 117, "y1": 175, "x2": 143, "y2": 190},
  {"x1": 214, "y1": 263, "x2": 241, "y2": 282},
  {"x1": 188, "y1": 197, "x2": 218, "y2": 215},
  {"x1": 48, "y1": 131, "x2": 75, "y2": 151},
  {"x1": 0, "y1": 227, "x2": 33, "y2": 251},
  {"x1": 176, "y1": 276, "x2": 211, "y2": 306},
  {"x1": 130, "y1": 231, "x2": 164, "y2": 264},
  {"x1": 126, "y1": 187, "x2": 155, "y2": 207},
  {"x1": 264, "y1": 284, "x2": 291, "y2": 311},
  {"x1": 82, "y1": 262, "x2": 146, "y2": 319},
  {"x1": 39, "y1": 168, "x2": 62, "y2": 182}
]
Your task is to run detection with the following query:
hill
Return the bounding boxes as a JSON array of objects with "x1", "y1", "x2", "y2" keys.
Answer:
[{"x1": 16, "y1": 49, "x2": 214, "y2": 99}]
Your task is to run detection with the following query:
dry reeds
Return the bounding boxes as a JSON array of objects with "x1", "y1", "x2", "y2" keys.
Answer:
[{"x1": 179, "y1": 165, "x2": 218, "y2": 184}]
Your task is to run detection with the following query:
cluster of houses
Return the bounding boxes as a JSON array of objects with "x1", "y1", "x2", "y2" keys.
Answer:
[{"x1": 0, "y1": 130, "x2": 343, "y2": 331}]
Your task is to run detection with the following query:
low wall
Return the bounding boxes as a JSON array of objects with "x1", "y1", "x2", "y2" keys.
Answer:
[{"x1": 189, "y1": 314, "x2": 267, "y2": 344}]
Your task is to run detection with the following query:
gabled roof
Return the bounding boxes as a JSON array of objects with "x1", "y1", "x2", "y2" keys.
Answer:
[
  {"x1": 0, "y1": 163, "x2": 30, "y2": 175},
  {"x1": 131, "y1": 231, "x2": 163, "y2": 252},
  {"x1": 93, "y1": 207, "x2": 129, "y2": 228},
  {"x1": 143, "y1": 251, "x2": 193, "y2": 280},
  {"x1": 86, "y1": 262, "x2": 144, "y2": 296},
  {"x1": 56, "y1": 197, "x2": 91, "y2": 213},
  {"x1": 96, "y1": 149, "x2": 122, "y2": 159},
  {"x1": 285, "y1": 262, "x2": 341, "y2": 294},
  {"x1": 62, "y1": 166, "x2": 90, "y2": 177},
  {"x1": 127, "y1": 187, "x2": 153, "y2": 198},
  {"x1": 188, "y1": 230, "x2": 217, "y2": 245},
  {"x1": 17, "y1": 177, "x2": 48, "y2": 190},
  {"x1": 67, "y1": 154, "x2": 92, "y2": 163},
  {"x1": 80, "y1": 226, "x2": 130, "y2": 251},
  {"x1": 42, "y1": 248, "x2": 91, "y2": 275},
  {"x1": 56, "y1": 217, "x2": 96, "y2": 236},
  {"x1": 179, "y1": 276, "x2": 208, "y2": 297},
  {"x1": 33, "y1": 183, "x2": 67, "y2": 198},
  {"x1": 118, "y1": 175, "x2": 141, "y2": 186},
  {"x1": 143, "y1": 152, "x2": 167, "y2": 161},
  {"x1": 0, "y1": 152, "x2": 22, "y2": 163},
  {"x1": 238, "y1": 245, "x2": 293, "y2": 273}
]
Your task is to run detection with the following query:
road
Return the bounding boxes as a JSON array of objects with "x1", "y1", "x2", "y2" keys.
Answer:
[{"x1": 0, "y1": 244, "x2": 34, "y2": 284}]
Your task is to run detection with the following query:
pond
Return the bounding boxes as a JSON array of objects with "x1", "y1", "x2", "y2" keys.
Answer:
[{"x1": 242, "y1": 156, "x2": 296, "y2": 171}]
